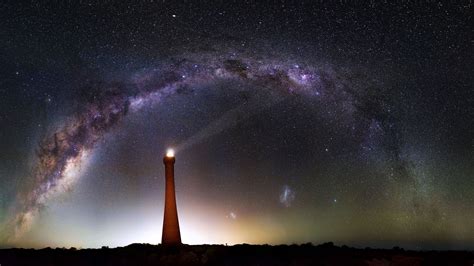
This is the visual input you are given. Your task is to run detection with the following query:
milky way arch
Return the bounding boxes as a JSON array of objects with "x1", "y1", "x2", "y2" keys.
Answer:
[{"x1": 6, "y1": 50, "x2": 402, "y2": 240}]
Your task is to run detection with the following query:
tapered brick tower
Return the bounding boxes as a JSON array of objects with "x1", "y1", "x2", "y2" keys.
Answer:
[{"x1": 162, "y1": 149, "x2": 181, "y2": 245}]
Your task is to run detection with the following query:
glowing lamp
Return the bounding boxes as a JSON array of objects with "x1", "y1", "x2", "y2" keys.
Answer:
[{"x1": 166, "y1": 148, "x2": 175, "y2": 158}]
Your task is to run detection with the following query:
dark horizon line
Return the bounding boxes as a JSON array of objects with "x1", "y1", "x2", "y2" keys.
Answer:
[{"x1": 2, "y1": 242, "x2": 473, "y2": 252}]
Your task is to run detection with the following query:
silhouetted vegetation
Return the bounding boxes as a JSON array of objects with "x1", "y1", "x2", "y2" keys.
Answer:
[{"x1": 0, "y1": 243, "x2": 472, "y2": 266}]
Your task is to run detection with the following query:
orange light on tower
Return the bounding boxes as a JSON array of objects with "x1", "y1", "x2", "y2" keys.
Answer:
[{"x1": 162, "y1": 148, "x2": 182, "y2": 245}]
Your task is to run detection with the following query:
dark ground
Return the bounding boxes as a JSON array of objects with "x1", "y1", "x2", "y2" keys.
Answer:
[{"x1": 0, "y1": 243, "x2": 472, "y2": 266}]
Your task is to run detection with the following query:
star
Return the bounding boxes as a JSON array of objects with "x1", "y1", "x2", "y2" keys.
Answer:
[{"x1": 226, "y1": 212, "x2": 237, "y2": 219}]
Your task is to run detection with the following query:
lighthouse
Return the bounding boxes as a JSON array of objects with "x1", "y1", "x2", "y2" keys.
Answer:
[{"x1": 161, "y1": 149, "x2": 182, "y2": 245}]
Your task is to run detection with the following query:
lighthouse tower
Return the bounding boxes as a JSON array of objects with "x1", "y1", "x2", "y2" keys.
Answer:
[{"x1": 161, "y1": 149, "x2": 181, "y2": 245}]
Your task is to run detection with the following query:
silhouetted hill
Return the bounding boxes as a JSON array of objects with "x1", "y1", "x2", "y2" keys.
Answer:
[{"x1": 0, "y1": 243, "x2": 472, "y2": 266}]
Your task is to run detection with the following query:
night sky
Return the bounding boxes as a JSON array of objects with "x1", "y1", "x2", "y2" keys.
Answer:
[{"x1": 0, "y1": 1, "x2": 472, "y2": 250}]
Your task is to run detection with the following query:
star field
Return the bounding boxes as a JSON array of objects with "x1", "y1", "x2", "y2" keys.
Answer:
[{"x1": 0, "y1": 1, "x2": 472, "y2": 250}]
